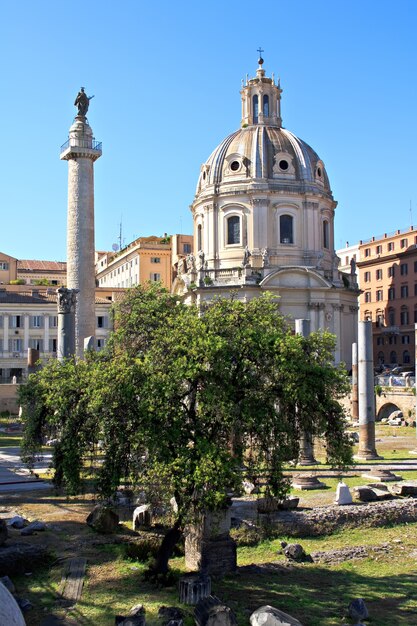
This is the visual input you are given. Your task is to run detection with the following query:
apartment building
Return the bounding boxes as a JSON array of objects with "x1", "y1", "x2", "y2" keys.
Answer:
[
  {"x1": 357, "y1": 226, "x2": 417, "y2": 368},
  {"x1": 96, "y1": 234, "x2": 193, "y2": 290},
  {"x1": 0, "y1": 285, "x2": 113, "y2": 381},
  {"x1": 0, "y1": 252, "x2": 66, "y2": 286}
]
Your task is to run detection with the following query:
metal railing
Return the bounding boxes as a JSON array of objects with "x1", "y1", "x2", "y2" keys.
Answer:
[{"x1": 60, "y1": 138, "x2": 102, "y2": 152}]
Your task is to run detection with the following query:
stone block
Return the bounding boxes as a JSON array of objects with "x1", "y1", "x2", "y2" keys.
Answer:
[{"x1": 250, "y1": 605, "x2": 303, "y2": 626}]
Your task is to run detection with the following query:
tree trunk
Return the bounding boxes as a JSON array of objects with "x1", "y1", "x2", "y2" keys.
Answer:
[{"x1": 151, "y1": 519, "x2": 183, "y2": 575}]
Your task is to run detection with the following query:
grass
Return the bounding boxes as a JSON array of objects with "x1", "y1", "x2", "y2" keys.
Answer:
[
  {"x1": 4, "y1": 423, "x2": 417, "y2": 625},
  {"x1": 12, "y1": 522, "x2": 417, "y2": 626}
]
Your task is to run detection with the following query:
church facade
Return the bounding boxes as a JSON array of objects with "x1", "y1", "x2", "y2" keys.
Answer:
[{"x1": 173, "y1": 57, "x2": 359, "y2": 367}]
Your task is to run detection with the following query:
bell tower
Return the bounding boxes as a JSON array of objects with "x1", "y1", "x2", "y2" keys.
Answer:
[{"x1": 240, "y1": 53, "x2": 282, "y2": 127}]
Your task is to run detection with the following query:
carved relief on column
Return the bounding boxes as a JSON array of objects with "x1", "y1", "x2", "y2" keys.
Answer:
[{"x1": 57, "y1": 288, "x2": 78, "y2": 314}]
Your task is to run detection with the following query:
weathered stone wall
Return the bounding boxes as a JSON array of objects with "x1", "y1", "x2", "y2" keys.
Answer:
[
  {"x1": 341, "y1": 388, "x2": 416, "y2": 423},
  {"x1": 0, "y1": 384, "x2": 19, "y2": 414},
  {"x1": 270, "y1": 499, "x2": 417, "y2": 537}
]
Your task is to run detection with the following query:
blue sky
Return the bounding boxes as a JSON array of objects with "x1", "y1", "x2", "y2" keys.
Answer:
[{"x1": 0, "y1": 0, "x2": 416, "y2": 260}]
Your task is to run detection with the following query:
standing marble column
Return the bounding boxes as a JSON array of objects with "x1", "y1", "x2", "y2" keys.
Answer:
[
  {"x1": 356, "y1": 320, "x2": 380, "y2": 459},
  {"x1": 351, "y1": 342, "x2": 359, "y2": 423},
  {"x1": 57, "y1": 288, "x2": 78, "y2": 361},
  {"x1": 60, "y1": 91, "x2": 102, "y2": 358},
  {"x1": 295, "y1": 318, "x2": 318, "y2": 465}
]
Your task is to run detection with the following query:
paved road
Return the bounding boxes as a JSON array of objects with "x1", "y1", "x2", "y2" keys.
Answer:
[{"x1": 0, "y1": 446, "x2": 52, "y2": 492}]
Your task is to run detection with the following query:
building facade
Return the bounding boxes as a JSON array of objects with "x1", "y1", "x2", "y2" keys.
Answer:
[
  {"x1": 0, "y1": 285, "x2": 113, "y2": 381},
  {"x1": 357, "y1": 226, "x2": 417, "y2": 368},
  {"x1": 173, "y1": 58, "x2": 359, "y2": 367},
  {"x1": 96, "y1": 234, "x2": 193, "y2": 290}
]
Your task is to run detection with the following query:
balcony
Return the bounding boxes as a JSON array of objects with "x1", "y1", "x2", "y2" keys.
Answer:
[
  {"x1": 60, "y1": 138, "x2": 102, "y2": 152},
  {"x1": 381, "y1": 326, "x2": 400, "y2": 335}
]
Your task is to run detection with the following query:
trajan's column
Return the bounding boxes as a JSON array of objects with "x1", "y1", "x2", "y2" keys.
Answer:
[{"x1": 60, "y1": 88, "x2": 102, "y2": 357}]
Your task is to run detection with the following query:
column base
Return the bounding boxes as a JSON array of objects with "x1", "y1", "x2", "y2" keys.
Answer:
[
  {"x1": 354, "y1": 452, "x2": 383, "y2": 461},
  {"x1": 298, "y1": 456, "x2": 320, "y2": 466}
]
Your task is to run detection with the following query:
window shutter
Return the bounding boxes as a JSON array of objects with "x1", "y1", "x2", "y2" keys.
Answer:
[{"x1": 29, "y1": 317, "x2": 34, "y2": 329}]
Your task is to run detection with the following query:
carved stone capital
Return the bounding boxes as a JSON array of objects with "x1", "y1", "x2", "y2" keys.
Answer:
[
  {"x1": 57, "y1": 287, "x2": 78, "y2": 314},
  {"x1": 350, "y1": 305, "x2": 359, "y2": 313},
  {"x1": 332, "y1": 304, "x2": 344, "y2": 311}
]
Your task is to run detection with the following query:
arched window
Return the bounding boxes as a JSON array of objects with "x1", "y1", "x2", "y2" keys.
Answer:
[
  {"x1": 263, "y1": 95, "x2": 269, "y2": 117},
  {"x1": 388, "y1": 308, "x2": 395, "y2": 326},
  {"x1": 323, "y1": 220, "x2": 329, "y2": 249},
  {"x1": 390, "y1": 351, "x2": 397, "y2": 364},
  {"x1": 227, "y1": 216, "x2": 240, "y2": 245},
  {"x1": 403, "y1": 350, "x2": 411, "y2": 364},
  {"x1": 377, "y1": 351, "x2": 385, "y2": 365},
  {"x1": 280, "y1": 215, "x2": 293, "y2": 244},
  {"x1": 197, "y1": 224, "x2": 202, "y2": 250},
  {"x1": 253, "y1": 95, "x2": 259, "y2": 123}
]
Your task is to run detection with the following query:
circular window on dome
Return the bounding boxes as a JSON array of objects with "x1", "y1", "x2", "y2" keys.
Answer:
[
  {"x1": 279, "y1": 160, "x2": 289, "y2": 171},
  {"x1": 230, "y1": 161, "x2": 240, "y2": 172},
  {"x1": 317, "y1": 167, "x2": 322, "y2": 178}
]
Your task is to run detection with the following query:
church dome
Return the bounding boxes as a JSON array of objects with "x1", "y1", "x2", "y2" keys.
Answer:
[{"x1": 195, "y1": 125, "x2": 331, "y2": 198}]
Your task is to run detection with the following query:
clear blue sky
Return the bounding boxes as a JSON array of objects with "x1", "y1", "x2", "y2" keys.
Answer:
[{"x1": 1, "y1": 0, "x2": 416, "y2": 261}]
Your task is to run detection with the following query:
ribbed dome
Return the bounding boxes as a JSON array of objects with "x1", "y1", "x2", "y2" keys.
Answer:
[{"x1": 196, "y1": 126, "x2": 331, "y2": 198}]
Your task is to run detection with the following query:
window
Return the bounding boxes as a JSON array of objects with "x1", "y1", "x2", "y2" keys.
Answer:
[
  {"x1": 376, "y1": 245, "x2": 382, "y2": 254},
  {"x1": 12, "y1": 338, "x2": 22, "y2": 352},
  {"x1": 29, "y1": 338, "x2": 42, "y2": 351},
  {"x1": 388, "y1": 309, "x2": 395, "y2": 325},
  {"x1": 377, "y1": 336, "x2": 384, "y2": 346},
  {"x1": 253, "y1": 95, "x2": 259, "y2": 123},
  {"x1": 389, "y1": 336, "x2": 397, "y2": 345},
  {"x1": 364, "y1": 292, "x2": 371, "y2": 303},
  {"x1": 51, "y1": 338, "x2": 57, "y2": 353},
  {"x1": 400, "y1": 309, "x2": 409, "y2": 325},
  {"x1": 402, "y1": 335, "x2": 410, "y2": 344},
  {"x1": 376, "y1": 290, "x2": 383, "y2": 301},
  {"x1": 414, "y1": 309, "x2": 417, "y2": 323},
  {"x1": 388, "y1": 242, "x2": 394, "y2": 251},
  {"x1": 401, "y1": 238, "x2": 408, "y2": 249},
  {"x1": 377, "y1": 351, "x2": 385, "y2": 364},
  {"x1": 404, "y1": 350, "x2": 411, "y2": 364},
  {"x1": 323, "y1": 220, "x2": 329, "y2": 249},
  {"x1": 390, "y1": 351, "x2": 397, "y2": 364},
  {"x1": 197, "y1": 224, "x2": 202, "y2": 250},
  {"x1": 401, "y1": 285, "x2": 409, "y2": 298},
  {"x1": 262, "y1": 94, "x2": 269, "y2": 117},
  {"x1": 415, "y1": 261, "x2": 417, "y2": 273},
  {"x1": 280, "y1": 215, "x2": 294, "y2": 244},
  {"x1": 376, "y1": 269, "x2": 383, "y2": 280},
  {"x1": 97, "y1": 316, "x2": 104, "y2": 328},
  {"x1": 151, "y1": 273, "x2": 161, "y2": 282},
  {"x1": 0, "y1": 262, "x2": 9, "y2": 270},
  {"x1": 388, "y1": 266, "x2": 395, "y2": 278},
  {"x1": 364, "y1": 311, "x2": 372, "y2": 321},
  {"x1": 32, "y1": 316, "x2": 42, "y2": 328},
  {"x1": 97, "y1": 338, "x2": 106, "y2": 351},
  {"x1": 365, "y1": 248, "x2": 371, "y2": 257},
  {"x1": 376, "y1": 313, "x2": 384, "y2": 327},
  {"x1": 10, "y1": 316, "x2": 21, "y2": 328},
  {"x1": 364, "y1": 271, "x2": 371, "y2": 282},
  {"x1": 388, "y1": 287, "x2": 395, "y2": 300},
  {"x1": 151, "y1": 257, "x2": 161, "y2": 264},
  {"x1": 401, "y1": 263, "x2": 408, "y2": 275},
  {"x1": 227, "y1": 216, "x2": 240, "y2": 245},
  {"x1": 183, "y1": 243, "x2": 191, "y2": 254}
]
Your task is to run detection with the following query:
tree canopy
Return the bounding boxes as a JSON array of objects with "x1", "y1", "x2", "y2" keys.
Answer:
[{"x1": 20, "y1": 283, "x2": 352, "y2": 573}]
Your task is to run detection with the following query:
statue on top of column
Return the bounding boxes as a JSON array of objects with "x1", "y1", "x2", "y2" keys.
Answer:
[{"x1": 74, "y1": 87, "x2": 94, "y2": 117}]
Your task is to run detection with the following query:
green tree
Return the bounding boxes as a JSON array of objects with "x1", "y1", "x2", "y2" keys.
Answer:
[{"x1": 20, "y1": 286, "x2": 352, "y2": 577}]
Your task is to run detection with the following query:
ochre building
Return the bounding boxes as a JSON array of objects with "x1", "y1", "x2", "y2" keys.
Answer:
[{"x1": 357, "y1": 226, "x2": 417, "y2": 368}]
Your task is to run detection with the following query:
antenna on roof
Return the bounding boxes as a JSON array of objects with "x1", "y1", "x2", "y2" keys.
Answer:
[
  {"x1": 410, "y1": 200, "x2": 413, "y2": 228},
  {"x1": 118, "y1": 218, "x2": 123, "y2": 251}
]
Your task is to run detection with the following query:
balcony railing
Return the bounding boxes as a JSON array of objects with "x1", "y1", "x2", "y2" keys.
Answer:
[{"x1": 60, "y1": 138, "x2": 102, "y2": 152}]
